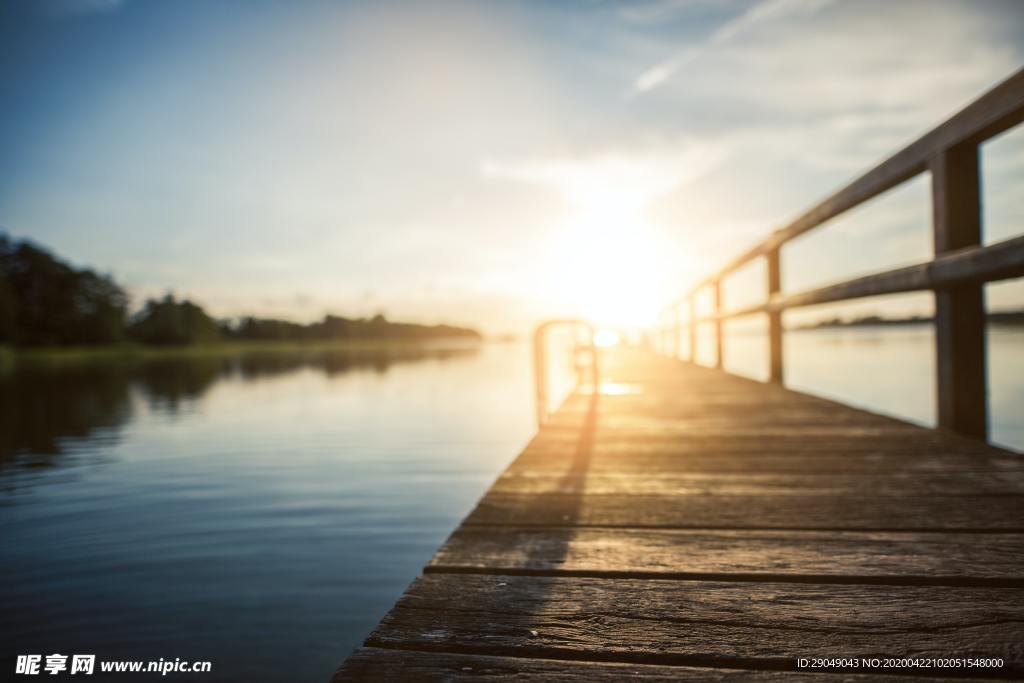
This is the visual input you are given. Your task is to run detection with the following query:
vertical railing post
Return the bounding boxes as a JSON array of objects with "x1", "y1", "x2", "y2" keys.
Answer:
[
  {"x1": 533, "y1": 324, "x2": 548, "y2": 426},
  {"x1": 688, "y1": 295, "x2": 697, "y2": 363},
  {"x1": 767, "y1": 248, "x2": 784, "y2": 384},
  {"x1": 671, "y1": 304, "x2": 681, "y2": 359},
  {"x1": 664, "y1": 316, "x2": 670, "y2": 355},
  {"x1": 930, "y1": 143, "x2": 987, "y2": 438},
  {"x1": 533, "y1": 320, "x2": 599, "y2": 427},
  {"x1": 713, "y1": 280, "x2": 723, "y2": 369}
]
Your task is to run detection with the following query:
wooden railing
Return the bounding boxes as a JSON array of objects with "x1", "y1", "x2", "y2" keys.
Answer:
[
  {"x1": 533, "y1": 320, "x2": 599, "y2": 427},
  {"x1": 660, "y1": 67, "x2": 1024, "y2": 440}
]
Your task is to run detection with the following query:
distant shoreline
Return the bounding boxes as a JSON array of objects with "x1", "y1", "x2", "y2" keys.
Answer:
[
  {"x1": 797, "y1": 311, "x2": 1024, "y2": 330},
  {"x1": 0, "y1": 336, "x2": 484, "y2": 370}
]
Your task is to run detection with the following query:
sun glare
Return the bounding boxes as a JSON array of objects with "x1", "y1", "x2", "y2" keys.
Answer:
[
  {"x1": 542, "y1": 186, "x2": 674, "y2": 329},
  {"x1": 593, "y1": 329, "x2": 620, "y2": 347}
]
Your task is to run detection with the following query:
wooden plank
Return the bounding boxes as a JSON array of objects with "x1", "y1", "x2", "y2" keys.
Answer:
[
  {"x1": 334, "y1": 648, "x2": 993, "y2": 682},
  {"x1": 510, "y1": 452, "x2": 1024, "y2": 476},
  {"x1": 549, "y1": 409, "x2": 923, "y2": 429},
  {"x1": 525, "y1": 431, "x2": 1006, "y2": 453},
  {"x1": 488, "y1": 470, "x2": 1024, "y2": 496},
  {"x1": 428, "y1": 527, "x2": 1024, "y2": 584},
  {"x1": 524, "y1": 433, "x2": 1009, "y2": 459},
  {"x1": 334, "y1": 346, "x2": 1024, "y2": 679},
  {"x1": 542, "y1": 412, "x2": 919, "y2": 428},
  {"x1": 466, "y1": 492, "x2": 1024, "y2": 530},
  {"x1": 538, "y1": 425, "x2": 958, "y2": 439},
  {"x1": 365, "y1": 574, "x2": 1024, "y2": 673}
]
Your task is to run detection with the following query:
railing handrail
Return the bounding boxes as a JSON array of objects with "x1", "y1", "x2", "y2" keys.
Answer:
[
  {"x1": 692, "y1": 234, "x2": 1024, "y2": 323},
  {"x1": 533, "y1": 320, "x2": 599, "y2": 427},
  {"x1": 675, "y1": 68, "x2": 1024, "y2": 304},
  {"x1": 660, "y1": 66, "x2": 1024, "y2": 441}
]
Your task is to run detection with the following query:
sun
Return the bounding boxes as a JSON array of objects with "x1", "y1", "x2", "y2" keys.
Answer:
[
  {"x1": 593, "y1": 329, "x2": 621, "y2": 347},
  {"x1": 542, "y1": 196, "x2": 672, "y2": 328}
]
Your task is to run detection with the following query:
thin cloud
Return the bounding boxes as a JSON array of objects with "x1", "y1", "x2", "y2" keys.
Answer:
[
  {"x1": 632, "y1": 0, "x2": 837, "y2": 93},
  {"x1": 481, "y1": 141, "x2": 729, "y2": 209}
]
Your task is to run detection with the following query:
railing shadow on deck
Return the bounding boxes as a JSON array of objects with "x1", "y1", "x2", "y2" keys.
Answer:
[
  {"x1": 529, "y1": 319, "x2": 601, "y2": 530},
  {"x1": 656, "y1": 66, "x2": 1024, "y2": 442},
  {"x1": 428, "y1": 322, "x2": 601, "y2": 581}
]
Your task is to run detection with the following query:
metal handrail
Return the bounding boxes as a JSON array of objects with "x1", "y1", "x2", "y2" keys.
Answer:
[
  {"x1": 660, "y1": 67, "x2": 1024, "y2": 439},
  {"x1": 532, "y1": 320, "x2": 599, "y2": 427}
]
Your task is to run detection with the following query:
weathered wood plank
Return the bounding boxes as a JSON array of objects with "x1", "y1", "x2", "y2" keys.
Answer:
[
  {"x1": 527, "y1": 425, "x2": 1007, "y2": 451},
  {"x1": 365, "y1": 574, "x2": 1024, "y2": 673},
  {"x1": 525, "y1": 430, "x2": 1015, "y2": 450},
  {"x1": 429, "y1": 527, "x2": 1024, "y2": 583},
  {"x1": 466, "y1": 493, "x2": 1024, "y2": 530},
  {"x1": 489, "y1": 471, "x2": 1024, "y2": 496},
  {"x1": 334, "y1": 648, "x2": 994, "y2": 682},
  {"x1": 333, "y1": 344, "x2": 1024, "y2": 680},
  {"x1": 541, "y1": 421, "x2": 934, "y2": 438},
  {"x1": 510, "y1": 451, "x2": 1024, "y2": 475}
]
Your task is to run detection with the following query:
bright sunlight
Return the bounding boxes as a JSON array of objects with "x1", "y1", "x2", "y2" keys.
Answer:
[{"x1": 536, "y1": 158, "x2": 686, "y2": 328}]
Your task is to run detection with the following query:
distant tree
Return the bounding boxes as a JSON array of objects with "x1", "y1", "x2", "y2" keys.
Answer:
[
  {"x1": 319, "y1": 315, "x2": 352, "y2": 339},
  {"x1": 128, "y1": 295, "x2": 221, "y2": 346},
  {"x1": 222, "y1": 311, "x2": 481, "y2": 342},
  {"x1": 0, "y1": 233, "x2": 128, "y2": 345},
  {"x1": 0, "y1": 271, "x2": 16, "y2": 343},
  {"x1": 229, "y1": 316, "x2": 310, "y2": 341},
  {"x1": 0, "y1": 233, "x2": 482, "y2": 347}
]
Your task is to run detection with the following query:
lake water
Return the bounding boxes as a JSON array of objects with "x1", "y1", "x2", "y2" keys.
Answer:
[
  {"x1": 716, "y1": 324, "x2": 1024, "y2": 451},
  {"x1": 1, "y1": 330, "x2": 1021, "y2": 681}
]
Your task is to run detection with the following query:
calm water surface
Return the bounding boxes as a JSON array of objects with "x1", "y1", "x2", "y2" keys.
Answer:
[
  {"x1": 2, "y1": 331, "x2": 1021, "y2": 681},
  {"x1": 1, "y1": 343, "x2": 537, "y2": 682}
]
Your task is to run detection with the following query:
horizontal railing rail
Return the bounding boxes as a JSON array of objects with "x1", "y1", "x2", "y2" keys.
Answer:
[
  {"x1": 532, "y1": 319, "x2": 599, "y2": 427},
  {"x1": 694, "y1": 234, "x2": 1024, "y2": 323},
  {"x1": 660, "y1": 67, "x2": 1024, "y2": 440}
]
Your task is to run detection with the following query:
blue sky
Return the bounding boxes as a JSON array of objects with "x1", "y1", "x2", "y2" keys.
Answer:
[{"x1": 2, "y1": 0, "x2": 1023, "y2": 332}]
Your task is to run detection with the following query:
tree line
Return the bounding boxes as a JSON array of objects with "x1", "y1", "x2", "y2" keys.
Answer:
[{"x1": 0, "y1": 234, "x2": 480, "y2": 347}]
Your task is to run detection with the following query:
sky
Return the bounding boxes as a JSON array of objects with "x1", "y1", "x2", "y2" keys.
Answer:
[{"x1": 1, "y1": 0, "x2": 1023, "y2": 333}]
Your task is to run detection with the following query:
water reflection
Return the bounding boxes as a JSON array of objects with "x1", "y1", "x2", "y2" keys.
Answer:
[
  {"x1": 0, "y1": 345, "x2": 478, "y2": 470},
  {"x1": 0, "y1": 340, "x2": 531, "y2": 683}
]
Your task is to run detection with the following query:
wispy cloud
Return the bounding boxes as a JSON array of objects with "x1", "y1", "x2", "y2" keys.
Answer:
[
  {"x1": 4, "y1": 0, "x2": 1022, "y2": 328},
  {"x1": 632, "y1": 0, "x2": 837, "y2": 93},
  {"x1": 481, "y1": 140, "x2": 729, "y2": 210}
]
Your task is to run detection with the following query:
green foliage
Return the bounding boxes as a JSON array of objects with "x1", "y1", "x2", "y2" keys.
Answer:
[
  {"x1": 128, "y1": 295, "x2": 222, "y2": 346},
  {"x1": 221, "y1": 312, "x2": 481, "y2": 342},
  {"x1": 0, "y1": 234, "x2": 128, "y2": 345},
  {"x1": 0, "y1": 232, "x2": 481, "y2": 348},
  {"x1": 0, "y1": 272, "x2": 16, "y2": 341}
]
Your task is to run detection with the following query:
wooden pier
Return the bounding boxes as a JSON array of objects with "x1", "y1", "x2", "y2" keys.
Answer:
[
  {"x1": 335, "y1": 347, "x2": 1024, "y2": 679},
  {"x1": 333, "y1": 69, "x2": 1024, "y2": 680}
]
